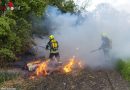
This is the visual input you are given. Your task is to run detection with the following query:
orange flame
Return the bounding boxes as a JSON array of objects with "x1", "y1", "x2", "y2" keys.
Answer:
[
  {"x1": 63, "y1": 57, "x2": 83, "y2": 73},
  {"x1": 29, "y1": 57, "x2": 83, "y2": 79},
  {"x1": 35, "y1": 60, "x2": 49, "y2": 76},
  {"x1": 63, "y1": 57, "x2": 75, "y2": 73}
]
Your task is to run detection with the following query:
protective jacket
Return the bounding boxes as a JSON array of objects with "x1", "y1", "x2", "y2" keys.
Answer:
[
  {"x1": 100, "y1": 36, "x2": 112, "y2": 49},
  {"x1": 46, "y1": 39, "x2": 59, "y2": 53}
]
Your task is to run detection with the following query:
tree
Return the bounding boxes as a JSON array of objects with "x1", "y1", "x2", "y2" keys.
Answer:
[
  {"x1": 0, "y1": 16, "x2": 21, "y2": 66},
  {"x1": 47, "y1": 0, "x2": 76, "y2": 13},
  {"x1": 0, "y1": 0, "x2": 76, "y2": 66}
]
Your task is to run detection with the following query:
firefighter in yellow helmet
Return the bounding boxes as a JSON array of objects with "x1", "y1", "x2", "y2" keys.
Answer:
[
  {"x1": 99, "y1": 32, "x2": 112, "y2": 58},
  {"x1": 46, "y1": 35, "x2": 60, "y2": 61}
]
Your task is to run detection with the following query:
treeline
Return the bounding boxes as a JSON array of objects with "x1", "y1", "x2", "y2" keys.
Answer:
[{"x1": 0, "y1": 0, "x2": 76, "y2": 66}]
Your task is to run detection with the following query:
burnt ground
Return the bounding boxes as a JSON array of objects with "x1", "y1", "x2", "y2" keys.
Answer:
[
  {"x1": 0, "y1": 68, "x2": 130, "y2": 90},
  {"x1": 3, "y1": 67, "x2": 127, "y2": 90}
]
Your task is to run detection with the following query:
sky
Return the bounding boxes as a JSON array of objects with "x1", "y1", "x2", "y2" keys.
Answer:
[{"x1": 74, "y1": 0, "x2": 130, "y2": 13}]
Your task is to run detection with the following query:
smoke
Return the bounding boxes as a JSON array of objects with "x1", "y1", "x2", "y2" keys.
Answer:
[{"x1": 35, "y1": 3, "x2": 130, "y2": 68}]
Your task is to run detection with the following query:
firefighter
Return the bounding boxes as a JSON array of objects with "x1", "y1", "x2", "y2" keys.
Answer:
[
  {"x1": 46, "y1": 35, "x2": 60, "y2": 62},
  {"x1": 99, "y1": 32, "x2": 112, "y2": 59}
]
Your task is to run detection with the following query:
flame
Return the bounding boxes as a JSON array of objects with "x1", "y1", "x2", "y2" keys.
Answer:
[
  {"x1": 63, "y1": 57, "x2": 83, "y2": 73},
  {"x1": 35, "y1": 60, "x2": 49, "y2": 76},
  {"x1": 28, "y1": 57, "x2": 83, "y2": 79},
  {"x1": 63, "y1": 57, "x2": 75, "y2": 73}
]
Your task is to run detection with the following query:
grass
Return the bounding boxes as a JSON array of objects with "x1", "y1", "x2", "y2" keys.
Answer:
[
  {"x1": 116, "y1": 59, "x2": 130, "y2": 82},
  {"x1": 0, "y1": 71, "x2": 20, "y2": 84}
]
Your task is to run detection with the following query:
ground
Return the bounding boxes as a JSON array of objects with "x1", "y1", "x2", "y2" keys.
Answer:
[
  {"x1": 0, "y1": 67, "x2": 130, "y2": 90},
  {"x1": 26, "y1": 68, "x2": 130, "y2": 90}
]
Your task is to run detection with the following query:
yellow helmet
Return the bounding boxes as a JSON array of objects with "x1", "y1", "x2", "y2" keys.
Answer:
[
  {"x1": 101, "y1": 32, "x2": 107, "y2": 37},
  {"x1": 49, "y1": 35, "x2": 54, "y2": 40}
]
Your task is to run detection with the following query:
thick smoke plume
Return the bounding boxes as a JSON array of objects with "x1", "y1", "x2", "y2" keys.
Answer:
[{"x1": 35, "y1": 3, "x2": 130, "y2": 68}]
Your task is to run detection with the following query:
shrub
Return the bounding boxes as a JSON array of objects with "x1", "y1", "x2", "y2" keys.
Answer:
[
  {"x1": 0, "y1": 71, "x2": 20, "y2": 84},
  {"x1": 116, "y1": 59, "x2": 130, "y2": 82}
]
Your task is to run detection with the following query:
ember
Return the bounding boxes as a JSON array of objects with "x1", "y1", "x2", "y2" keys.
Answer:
[{"x1": 29, "y1": 76, "x2": 35, "y2": 80}]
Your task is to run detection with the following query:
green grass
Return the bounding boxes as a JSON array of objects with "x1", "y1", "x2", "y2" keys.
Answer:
[
  {"x1": 116, "y1": 59, "x2": 130, "y2": 82},
  {"x1": 0, "y1": 71, "x2": 20, "y2": 84}
]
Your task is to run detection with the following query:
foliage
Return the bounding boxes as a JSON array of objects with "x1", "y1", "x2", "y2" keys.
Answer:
[
  {"x1": 0, "y1": 0, "x2": 76, "y2": 65},
  {"x1": 0, "y1": 48, "x2": 16, "y2": 62},
  {"x1": 47, "y1": 0, "x2": 76, "y2": 13},
  {"x1": 0, "y1": 16, "x2": 21, "y2": 65},
  {"x1": 116, "y1": 59, "x2": 130, "y2": 82},
  {"x1": 30, "y1": 0, "x2": 76, "y2": 36},
  {"x1": 0, "y1": 71, "x2": 20, "y2": 84}
]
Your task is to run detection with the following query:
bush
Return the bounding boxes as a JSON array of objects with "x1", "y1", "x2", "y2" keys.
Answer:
[
  {"x1": 0, "y1": 71, "x2": 20, "y2": 84},
  {"x1": 116, "y1": 59, "x2": 130, "y2": 82},
  {"x1": 0, "y1": 48, "x2": 16, "y2": 61},
  {"x1": 0, "y1": 17, "x2": 22, "y2": 65},
  {"x1": 116, "y1": 59, "x2": 125, "y2": 72}
]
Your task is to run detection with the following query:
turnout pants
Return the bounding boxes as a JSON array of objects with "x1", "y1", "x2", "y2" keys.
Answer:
[{"x1": 49, "y1": 52, "x2": 60, "y2": 61}]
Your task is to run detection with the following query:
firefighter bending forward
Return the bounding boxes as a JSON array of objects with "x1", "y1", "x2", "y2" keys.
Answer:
[{"x1": 46, "y1": 35, "x2": 60, "y2": 62}]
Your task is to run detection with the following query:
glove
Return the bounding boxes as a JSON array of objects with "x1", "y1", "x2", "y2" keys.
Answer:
[
  {"x1": 46, "y1": 47, "x2": 50, "y2": 50},
  {"x1": 46, "y1": 47, "x2": 48, "y2": 50}
]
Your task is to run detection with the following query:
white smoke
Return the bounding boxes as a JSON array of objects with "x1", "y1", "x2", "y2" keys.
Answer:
[
  {"x1": 35, "y1": 3, "x2": 130, "y2": 68},
  {"x1": 74, "y1": 0, "x2": 130, "y2": 13}
]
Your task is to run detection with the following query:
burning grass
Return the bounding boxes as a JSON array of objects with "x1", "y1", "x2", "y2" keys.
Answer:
[
  {"x1": 1, "y1": 68, "x2": 84, "y2": 90},
  {"x1": 28, "y1": 57, "x2": 83, "y2": 79},
  {"x1": 63, "y1": 57, "x2": 83, "y2": 73},
  {"x1": 35, "y1": 60, "x2": 49, "y2": 76},
  {"x1": 0, "y1": 57, "x2": 84, "y2": 89}
]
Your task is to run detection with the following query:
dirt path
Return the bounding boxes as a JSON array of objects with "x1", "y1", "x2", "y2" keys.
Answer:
[
  {"x1": 26, "y1": 68, "x2": 130, "y2": 90},
  {"x1": 106, "y1": 70, "x2": 130, "y2": 90}
]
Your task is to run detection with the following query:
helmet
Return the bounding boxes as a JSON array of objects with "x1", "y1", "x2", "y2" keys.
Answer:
[
  {"x1": 101, "y1": 32, "x2": 107, "y2": 37},
  {"x1": 49, "y1": 35, "x2": 54, "y2": 40}
]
